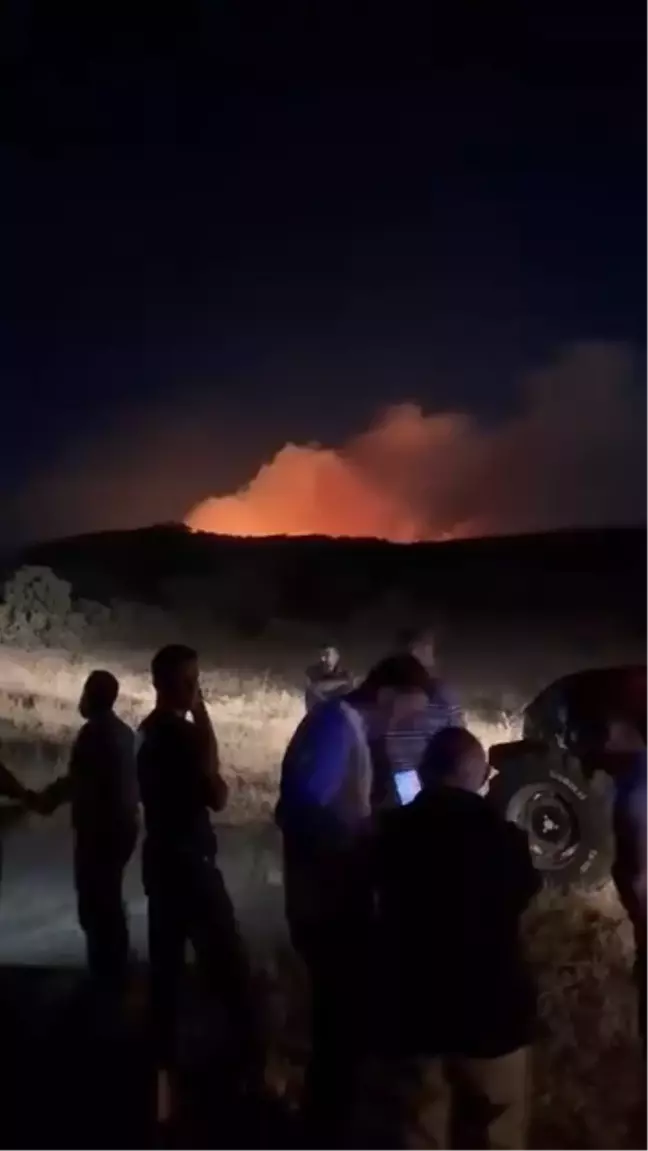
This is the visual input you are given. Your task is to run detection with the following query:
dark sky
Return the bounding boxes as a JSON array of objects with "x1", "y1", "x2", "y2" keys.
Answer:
[{"x1": 2, "y1": 2, "x2": 646, "y2": 543}]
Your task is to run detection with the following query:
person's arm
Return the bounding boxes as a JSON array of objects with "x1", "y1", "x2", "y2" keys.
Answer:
[
  {"x1": 190, "y1": 693, "x2": 228, "y2": 812},
  {"x1": 36, "y1": 730, "x2": 88, "y2": 814},
  {"x1": 0, "y1": 761, "x2": 33, "y2": 804},
  {"x1": 37, "y1": 775, "x2": 72, "y2": 814}
]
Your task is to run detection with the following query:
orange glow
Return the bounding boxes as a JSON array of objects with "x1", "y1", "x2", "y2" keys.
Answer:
[
  {"x1": 186, "y1": 404, "x2": 465, "y2": 541},
  {"x1": 187, "y1": 444, "x2": 422, "y2": 540},
  {"x1": 185, "y1": 345, "x2": 642, "y2": 542}
]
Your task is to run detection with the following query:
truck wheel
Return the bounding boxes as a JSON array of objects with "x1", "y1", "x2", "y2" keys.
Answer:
[{"x1": 487, "y1": 750, "x2": 614, "y2": 890}]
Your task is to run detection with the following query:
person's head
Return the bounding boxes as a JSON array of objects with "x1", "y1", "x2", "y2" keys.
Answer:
[
  {"x1": 397, "y1": 625, "x2": 436, "y2": 672},
  {"x1": 318, "y1": 645, "x2": 340, "y2": 673},
  {"x1": 359, "y1": 653, "x2": 432, "y2": 723},
  {"x1": 419, "y1": 726, "x2": 489, "y2": 793},
  {"x1": 79, "y1": 669, "x2": 119, "y2": 719},
  {"x1": 151, "y1": 644, "x2": 200, "y2": 714}
]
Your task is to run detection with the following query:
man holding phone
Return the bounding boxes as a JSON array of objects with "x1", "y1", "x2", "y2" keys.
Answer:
[{"x1": 137, "y1": 644, "x2": 259, "y2": 1123}]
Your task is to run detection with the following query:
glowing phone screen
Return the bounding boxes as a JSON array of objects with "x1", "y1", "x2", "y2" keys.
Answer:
[{"x1": 394, "y1": 769, "x2": 422, "y2": 805}]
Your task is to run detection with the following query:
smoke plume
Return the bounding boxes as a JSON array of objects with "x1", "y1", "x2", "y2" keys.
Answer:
[
  {"x1": 187, "y1": 343, "x2": 645, "y2": 541},
  {"x1": 6, "y1": 341, "x2": 644, "y2": 546}
]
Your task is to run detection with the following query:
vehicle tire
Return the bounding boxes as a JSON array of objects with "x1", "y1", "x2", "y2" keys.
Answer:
[{"x1": 487, "y1": 747, "x2": 614, "y2": 890}]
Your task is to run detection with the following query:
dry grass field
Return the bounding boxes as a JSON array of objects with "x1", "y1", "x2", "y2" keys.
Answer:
[{"x1": 0, "y1": 639, "x2": 645, "y2": 1148}]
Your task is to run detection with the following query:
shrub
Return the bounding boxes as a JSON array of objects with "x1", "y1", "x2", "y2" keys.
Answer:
[{"x1": 0, "y1": 566, "x2": 90, "y2": 650}]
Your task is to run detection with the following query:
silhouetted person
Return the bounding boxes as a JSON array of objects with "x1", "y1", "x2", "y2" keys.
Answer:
[
  {"x1": 39, "y1": 670, "x2": 138, "y2": 990},
  {"x1": 137, "y1": 644, "x2": 259, "y2": 1123},
  {"x1": 277, "y1": 653, "x2": 434, "y2": 1145},
  {"x1": 602, "y1": 710, "x2": 647, "y2": 1054},
  {"x1": 374, "y1": 726, "x2": 540, "y2": 1150},
  {"x1": 305, "y1": 644, "x2": 353, "y2": 712}
]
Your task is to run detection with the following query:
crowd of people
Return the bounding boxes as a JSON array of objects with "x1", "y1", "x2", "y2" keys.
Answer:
[{"x1": 0, "y1": 628, "x2": 644, "y2": 1148}]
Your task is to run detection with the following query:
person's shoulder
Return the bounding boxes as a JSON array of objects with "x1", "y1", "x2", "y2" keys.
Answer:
[
  {"x1": 138, "y1": 709, "x2": 195, "y2": 745},
  {"x1": 284, "y1": 698, "x2": 352, "y2": 763},
  {"x1": 423, "y1": 787, "x2": 493, "y2": 840},
  {"x1": 105, "y1": 712, "x2": 135, "y2": 744}
]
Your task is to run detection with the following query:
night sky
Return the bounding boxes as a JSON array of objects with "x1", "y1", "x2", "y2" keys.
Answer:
[{"x1": 2, "y1": 3, "x2": 646, "y2": 544}]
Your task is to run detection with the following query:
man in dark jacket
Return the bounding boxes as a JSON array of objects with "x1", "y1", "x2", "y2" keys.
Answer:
[
  {"x1": 374, "y1": 725, "x2": 540, "y2": 1150},
  {"x1": 277, "y1": 653, "x2": 433, "y2": 1145},
  {"x1": 39, "y1": 670, "x2": 138, "y2": 991},
  {"x1": 137, "y1": 644, "x2": 259, "y2": 1123}
]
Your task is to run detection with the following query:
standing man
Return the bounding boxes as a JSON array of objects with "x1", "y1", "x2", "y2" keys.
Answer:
[
  {"x1": 136, "y1": 644, "x2": 259, "y2": 1122},
  {"x1": 39, "y1": 670, "x2": 138, "y2": 994},
  {"x1": 602, "y1": 708, "x2": 647, "y2": 1054},
  {"x1": 277, "y1": 653, "x2": 434, "y2": 1144},
  {"x1": 304, "y1": 644, "x2": 354, "y2": 712},
  {"x1": 374, "y1": 725, "x2": 540, "y2": 1150},
  {"x1": 370, "y1": 625, "x2": 464, "y2": 807}
]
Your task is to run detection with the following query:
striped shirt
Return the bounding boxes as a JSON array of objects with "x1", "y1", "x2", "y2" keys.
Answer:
[{"x1": 383, "y1": 684, "x2": 465, "y2": 775}]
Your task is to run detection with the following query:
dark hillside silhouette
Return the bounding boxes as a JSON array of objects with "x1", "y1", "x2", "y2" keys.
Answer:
[{"x1": 9, "y1": 524, "x2": 646, "y2": 630}]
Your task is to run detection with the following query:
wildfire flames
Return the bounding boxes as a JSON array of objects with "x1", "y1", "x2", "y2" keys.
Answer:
[
  {"x1": 185, "y1": 344, "x2": 643, "y2": 542},
  {"x1": 186, "y1": 405, "x2": 459, "y2": 541}
]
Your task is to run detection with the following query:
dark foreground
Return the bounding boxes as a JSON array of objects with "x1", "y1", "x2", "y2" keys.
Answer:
[
  {"x1": 0, "y1": 814, "x2": 292, "y2": 1146},
  {"x1": 0, "y1": 965, "x2": 293, "y2": 1149}
]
